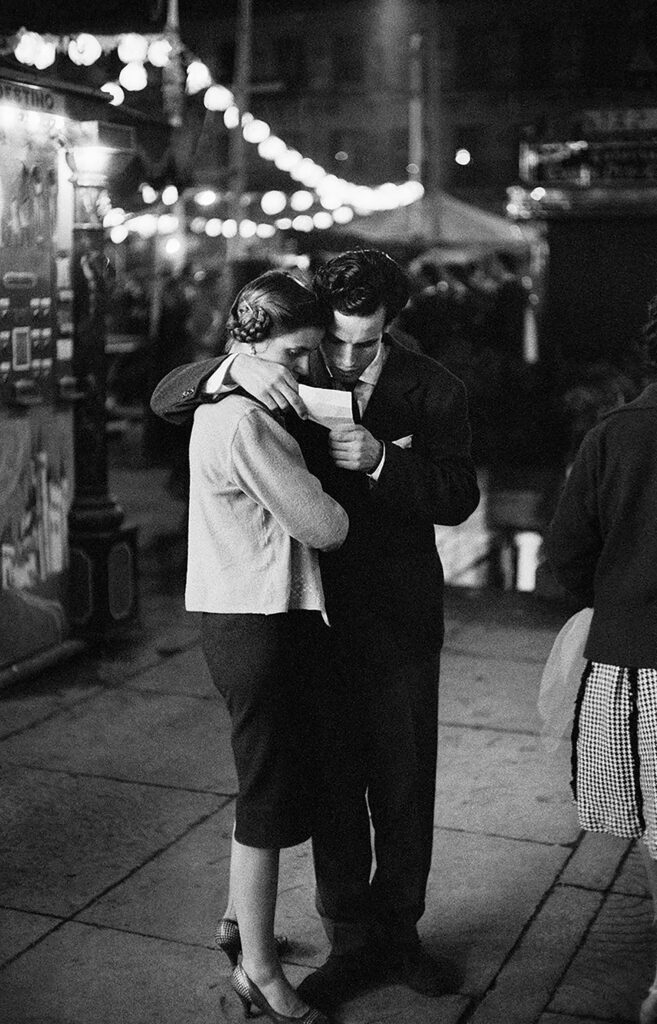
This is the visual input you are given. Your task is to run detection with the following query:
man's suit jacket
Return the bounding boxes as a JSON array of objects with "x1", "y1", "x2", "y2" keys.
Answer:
[{"x1": 151, "y1": 337, "x2": 480, "y2": 664}]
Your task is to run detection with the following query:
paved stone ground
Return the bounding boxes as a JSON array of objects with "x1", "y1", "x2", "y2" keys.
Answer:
[{"x1": 1, "y1": 456, "x2": 656, "y2": 1024}]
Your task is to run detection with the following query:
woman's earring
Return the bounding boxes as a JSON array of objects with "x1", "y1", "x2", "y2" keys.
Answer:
[{"x1": 250, "y1": 342, "x2": 257, "y2": 355}]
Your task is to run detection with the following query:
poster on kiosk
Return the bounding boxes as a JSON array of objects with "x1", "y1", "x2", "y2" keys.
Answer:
[{"x1": 0, "y1": 79, "x2": 77, "y2": 674}]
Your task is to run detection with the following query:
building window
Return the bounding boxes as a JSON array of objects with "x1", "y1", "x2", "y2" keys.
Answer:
[
  {"x1": 448, "y1": 126, "x2": 485, "y2": 186},
  {"x1": 275, "y1": 37, "x2": 308, "y2": 90},
  {"x1": 217, "y1": 40, "x2": 234, "y2": 83},
  {"x1": 332, "y1": 34, "x2": 365, "y2": 85},
  {"x1": 329, "y1": 129, "x2": 378, "y2": 178},
  {"x1": 518, "y1": 24, "x2": 552, "y2": 88},
  {"x1": 581, "y1": 20, "x2": 624, "y2": 86},
  {"x1": 454, "y1": 26, "x2": 492, "y2": 89}
]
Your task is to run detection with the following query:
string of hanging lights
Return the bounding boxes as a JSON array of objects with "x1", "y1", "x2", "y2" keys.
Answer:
[{"x1": 2, "y1": 26, "x2": 424, "y2": 241}]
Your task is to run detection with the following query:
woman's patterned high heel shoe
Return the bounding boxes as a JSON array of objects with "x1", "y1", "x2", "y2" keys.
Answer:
[
  {"x1": 230, "y1": 963, "x2": 329, "y2": 1023},
  {"x1": 641, "y1": 984, "x2": 657, "y2": 1024},
  {"x1": 215, "y1": 918, "x2": 289, "y2": 967}
]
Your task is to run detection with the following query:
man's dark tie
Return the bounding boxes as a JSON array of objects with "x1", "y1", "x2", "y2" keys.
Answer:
[{"x1": 336, "y1": 380, "x2": 361, "y2": 424}]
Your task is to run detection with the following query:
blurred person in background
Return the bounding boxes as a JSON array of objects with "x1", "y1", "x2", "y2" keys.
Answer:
[
  {"x1": 184, "y1": 269, "x2": 348, "y2": 1024},
  {"x1": 546, "y1": 292, "x2": 657, "y2": 1024},
  {"x1": 152, "y1": 248, "x2": 479, "y2": 1012}
]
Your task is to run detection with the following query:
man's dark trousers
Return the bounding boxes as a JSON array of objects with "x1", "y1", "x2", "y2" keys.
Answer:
[{"x1": 311, "y1": 636, "x2": 440, "y2": 954}]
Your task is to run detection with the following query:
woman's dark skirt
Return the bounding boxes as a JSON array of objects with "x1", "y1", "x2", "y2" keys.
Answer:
[{"x1": 201, "y1": 610, "x2": 326, "y2": 849}]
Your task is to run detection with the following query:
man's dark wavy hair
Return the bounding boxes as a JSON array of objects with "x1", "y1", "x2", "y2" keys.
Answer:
[{"x1": 312, "y1": 249, "x2": 410, "y2": 325}]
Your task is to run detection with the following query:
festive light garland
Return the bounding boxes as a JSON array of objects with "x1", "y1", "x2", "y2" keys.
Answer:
[{"x1": 3, "y1": 26, "x2": 424, "y2": 240}]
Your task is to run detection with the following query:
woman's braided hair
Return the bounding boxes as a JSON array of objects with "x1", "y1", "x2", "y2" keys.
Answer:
[
  {"x1": 229, "y1": 301, "x2": 272, "y2": 344},
  {"x1": 225, "y1": 269, "x2": 330, "y2": 349}
]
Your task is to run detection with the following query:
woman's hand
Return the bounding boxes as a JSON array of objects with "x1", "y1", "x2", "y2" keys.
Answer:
[{"x1": 229, "y1": 355, "x2": 308, "y2": 418}]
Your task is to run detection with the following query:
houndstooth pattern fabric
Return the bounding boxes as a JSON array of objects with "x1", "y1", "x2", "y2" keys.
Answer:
[{"x1": 574, "y1": 662, "x2": 657, "y2": 856}]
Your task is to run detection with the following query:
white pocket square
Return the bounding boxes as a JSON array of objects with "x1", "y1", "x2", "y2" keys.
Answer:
[{"x1": 392, "y1": 434, "x2": 413, "y2": 449}]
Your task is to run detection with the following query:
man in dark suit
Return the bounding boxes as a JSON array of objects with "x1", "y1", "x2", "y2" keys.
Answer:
[{"x1": 151, "y1": 250, "x2": 479, "y2": 1010}]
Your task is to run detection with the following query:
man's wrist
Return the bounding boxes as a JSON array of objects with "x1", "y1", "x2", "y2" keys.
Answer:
[{"x1": 367, "y1": 442, "x2": 386, "y2": 479}]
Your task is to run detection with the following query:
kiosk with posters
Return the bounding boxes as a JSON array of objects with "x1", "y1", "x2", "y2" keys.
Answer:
[{"x1": 0, "y1": 74, "x2": 138, "y2": 682}]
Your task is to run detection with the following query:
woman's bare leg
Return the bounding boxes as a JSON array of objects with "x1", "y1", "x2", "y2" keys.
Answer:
[{"x1": 231, "y1": 836, "x2": 308, "y2": 1016}]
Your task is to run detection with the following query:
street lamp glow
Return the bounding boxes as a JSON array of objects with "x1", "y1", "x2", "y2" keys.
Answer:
[
  {"x1": 161, "y1": 185, "x2": 179, "y2": 206},
  {"x1": 148, "y1": 38, "x2": 172, "y2": 67},
  {"x1": 101, "y1": 82, "x2": 125, "y2": 106},
  {"x1": 239, "y1": 219, "x2": 257, "y2": 238},
  {"x1": 119, "y1": 62, "x2": 147, "y2": 92},
  {"x1": 34, "y1": 40, "x2": 57, "y2": 69},
  {"x1": 332, "y1": 206, "x2": 354, "y2": 224},
  {"x1": 129, "y1": 214, "x2": 158, "y2": 238},
  {"x1": 258, "y1": 136, "x2": 287, "y2": 161},
  {"x1": 455, "y1": 148, "x2": 471, "y2": 166},
  {"x1": 140, "y1": 183, "x2": 158, "y2": 204},
  {"x1": 313, "y1": 212, "x2": 334, "y2": 230},
  {"x1": 292, "y1": 215, "x2": 313, "y2": 232},
  {"x1": 103, "y1": 208, "x2": 126, "y2": 228},
  {"x1": 274, "y1": 149, "x2": 303, "y2": 172},
  {"x1": 110, "y1": 224, "x2": 129, "y2": 244},
  {"x1": 69, "y1": 33, "x2": 102, "y2": 66},
  {"x1": 165, "y1": 237, "x2": 182, "y2": 255},
  {"x1": 195, "y1": 190, "x2": 217, "y2": 207},
  {"x1": 157, "y1": 214, "x2": 179, "y2": 234},
  {"x1": 205, "y1": 219, "x2": 223, "y2": 237},
  {"x1": 204, "y1": 85, "x2": 234, "y2": 111},
  {"x1": 224, "y1": 105, "x2": 240, "y2": 130},
  {"x1": 186, "y1": 61, "x2": 212, "y2": 95},
  {"x1": 242, "y1": 119, "x2": 270, "y2": 145},
  {"x1": 290, "y1": 190, "x2": 314, "y2": 212},
  {"x1": 261, "y1": 191, "x2": 287, "y2": 216},
  {"x1": 222, "y1": 219, "x2": 238, "y2": 238},
  {"x1": 117, "y1": 33, "x2": 148, "y2": 64},
  {"x1": 256, "y1": 223, "x2": 276, "y2": 239},
  {"x1": 14, "y1": 32, "x2": 43, "y2": 66}
]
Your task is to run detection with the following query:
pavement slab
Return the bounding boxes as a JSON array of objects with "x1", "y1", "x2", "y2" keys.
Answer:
[
  {"x1": 422, "y1": 827, "x2": 570, "y2": 995},
  {"x1": 559, "y1": 831, "x2": 632, "y2": 892},
  {"x1": 0, "y1": 908, "x2": 61, "y2": 965},
  {"x1": 466, "y1": 883, "x2": 603, "y2": 1024},
  {"x1": 547, "y1": 891, "x2": 655, "y2": 1022},
  {"x1": 613, "y1": 841, "x2": 652, "y2": 898},
  {"x1": 439, "y1": 651, "x2": 543, "y2": 733},
  {"x1": 0, "y1": 686, "x2": 237, "y2": 793},
  {"x1": 436, "y1": 724, "x2": 579, "y2": 843},
  {"x1": 0, "y1": 921, "x2": 224, "y2": 1024},
  {"x1": 444, "y1": 621, "x2": 559, "y2": 664},
  {"x1": 0, "y1": 656, "x2": 111, "y2": 738},
  {"x1": 78, "y1": 802, "x2": 236, "y2": 948},
  {"x1": 0, "y1": 765, "x2": 222, "y2": 917},
  {"x1": 129, "y1": 646, "x2": 216, "y2": 698}
]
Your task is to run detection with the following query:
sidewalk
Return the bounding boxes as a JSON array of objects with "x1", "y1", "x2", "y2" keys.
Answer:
[{"x1": 0, "y1": 455, "x2": 655, "y2": 1024}]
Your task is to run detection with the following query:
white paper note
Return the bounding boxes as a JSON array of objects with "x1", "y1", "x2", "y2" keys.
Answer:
[{"x1": 298, "y1": 384, "x2": 355, "y2": 430}]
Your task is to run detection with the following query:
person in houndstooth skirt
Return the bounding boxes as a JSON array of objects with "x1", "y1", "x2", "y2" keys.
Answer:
[{"x1": 546, "y1": 293, "x2": 657, "y2": 1024}]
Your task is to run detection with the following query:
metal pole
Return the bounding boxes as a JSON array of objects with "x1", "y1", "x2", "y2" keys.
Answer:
[
  {"x1": 408, "y1": 32, "x2": 424, "y2": 182},
  {"x1": 162, "y1": 0, "x2": 184, "y2": 127},
  {"x1": 222, "y1": 0, "x2": 253, "y2": 310}
]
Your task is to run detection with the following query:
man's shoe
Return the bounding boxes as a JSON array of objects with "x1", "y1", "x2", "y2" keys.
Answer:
[
  {"x1": 296, "y1": 948, "x2": 382, "y2": 1011},
  {"x1": 384, "y1": 943, "x2": 463, "y2": 997}
]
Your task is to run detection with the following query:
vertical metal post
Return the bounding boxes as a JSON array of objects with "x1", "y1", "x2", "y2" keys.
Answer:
[
  {"x1": 222, "y1": 0, "x2": 253, "y2": 308},
  {"x1": 408, "y1": 32, "x2": 424, "y2": 182},
  {"x1": 67, "y1": 158, "x2": 138, "y2": 637}
]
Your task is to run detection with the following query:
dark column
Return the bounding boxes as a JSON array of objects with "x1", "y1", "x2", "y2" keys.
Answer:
[{"x1": 67, "y1": 172, "x2": 139, "y2": 637}]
